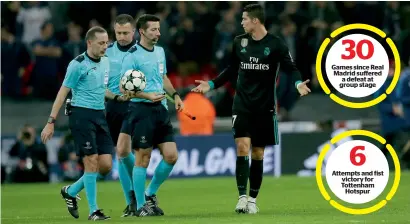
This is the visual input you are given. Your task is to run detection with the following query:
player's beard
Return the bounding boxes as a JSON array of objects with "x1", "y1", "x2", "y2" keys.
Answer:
[{"x1": 118, "y1": 40, "x2": 131, "y2": 46}]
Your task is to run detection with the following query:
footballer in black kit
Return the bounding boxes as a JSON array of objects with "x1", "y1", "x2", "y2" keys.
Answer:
[
  {"x1": 225, "y1": 32, "x2": 302, "y2": 147},
  {"x1": 192, "y1": 3, "x2": 310, "y2": 214}
]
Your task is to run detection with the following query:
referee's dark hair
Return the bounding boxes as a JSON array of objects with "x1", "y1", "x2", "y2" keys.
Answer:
[
  {"x1": 85, "y1": 26, "x2": 107, "y2": 41},
  {"x1": 115, "y1": 14, "x2": 136, "y2": 28},
  {"x1": 136, "y1": 14, "x2": 160, "y2": 32},
  {"x1": 244, "y1": 4, "x2": 265, "y2": 25}
]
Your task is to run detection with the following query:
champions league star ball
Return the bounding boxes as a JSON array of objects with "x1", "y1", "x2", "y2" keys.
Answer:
[{"x1": 121, "y1": 69, "x2": 146, "y2": 92}]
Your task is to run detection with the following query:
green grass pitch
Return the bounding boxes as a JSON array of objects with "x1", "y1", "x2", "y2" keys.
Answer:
[{"x1": 2, "y1": 172, "x2": 409, "y2": 224}]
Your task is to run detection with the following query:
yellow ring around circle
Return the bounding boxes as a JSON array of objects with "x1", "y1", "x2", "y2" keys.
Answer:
[
  {"x1": 315, "y1": 129, "x2": 401, "y2": 215},
  {"x1": 330, "y1": 23, "x2": 386, "y2": 38},
  {"x1": 316, "y1": 144, "x2": 331, "y2": 201},
  {"x1": 330, "y1": 93, "x2": 387, "y2": 109},
  {"x1": 330, "y1": 199, "x2": 387, "y2": 215},
  {"x1": 315, "y1": 23, "x2": 401, "y2": 109},
  {"x1": 386, "y1": 144, "x2": 401, "y2": 200},
  {"x1": 316, "y1": 38, "x2": 331, "y2": 95},
  {"x1": 385, "y1": 38, "x2": 401, "y2": 94}
]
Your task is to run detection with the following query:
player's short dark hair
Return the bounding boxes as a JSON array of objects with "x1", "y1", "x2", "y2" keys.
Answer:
[
  {"x1": 244, "y1": 4, "x2": 265, "y2": 24},
  {"x1": 85, "y1": 26, "x2": 107, "y2": 41},
  {"x1": 136, "y1": 14, "x2": 160, "y2": 31},
  {"x1": 115, "y1": 14, "x2": 135, "y2": 27}
]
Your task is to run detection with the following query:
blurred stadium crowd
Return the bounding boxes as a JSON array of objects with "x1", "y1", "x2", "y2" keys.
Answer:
[
  {"x1": 2, "y1": 1, "x2": 410, "y2": 183},
  {"x1": 2, "y1": 1, "x2": 410, "y2": 112}
]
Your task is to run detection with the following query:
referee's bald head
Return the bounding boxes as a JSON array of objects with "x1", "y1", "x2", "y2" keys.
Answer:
[{"x1": 85, "y1": 26, "x2": 107, "y2": 41}]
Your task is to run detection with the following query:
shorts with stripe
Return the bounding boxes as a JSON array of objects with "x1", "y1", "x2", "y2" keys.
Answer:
[{"x1": 231, "y1": 112, "x2": 279, "y2": 147}]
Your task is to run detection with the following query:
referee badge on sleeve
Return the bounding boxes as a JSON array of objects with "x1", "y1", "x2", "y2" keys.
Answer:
[
  {"x1": 104, "y1": 69, "x2": 109, "y2": 85},
  {"x1": 159, "y1": 63, "x2": 164, "y2": 74}
]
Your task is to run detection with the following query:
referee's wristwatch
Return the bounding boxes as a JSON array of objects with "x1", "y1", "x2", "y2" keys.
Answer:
[
  {"x1": 172, "y1": 92, "x2": 180, "y2": 99},
  {"x1": 47, "y1": 116, "x2": 56, "y2": 124}
]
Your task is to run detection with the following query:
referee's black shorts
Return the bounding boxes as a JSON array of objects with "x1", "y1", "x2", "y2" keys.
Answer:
[
  {"x1": 124, "y1": 102, "x2": 174, "y2": 149},
  {"x1": 105, "y1": 100, "x2": 130, "y2": 144},
  {"x1": 69, "y1": 107, "x2": 114, "y2": 157},
  {"x1": 231, "y1": 111, "x2": 279, "y2": 147}
]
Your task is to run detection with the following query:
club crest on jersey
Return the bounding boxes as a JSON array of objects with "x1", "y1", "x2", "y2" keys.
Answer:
[
  {"x1": 264, "y1": 47, "x2": 270, "y2": 56},
  {"x1": 241, "y1": 38, "x2": 248, "y2": 48}
]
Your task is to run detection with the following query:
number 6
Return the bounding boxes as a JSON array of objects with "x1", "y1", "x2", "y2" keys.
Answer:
[{"x1": 350, "y1": 146, "x2": 366, "y2": 166}]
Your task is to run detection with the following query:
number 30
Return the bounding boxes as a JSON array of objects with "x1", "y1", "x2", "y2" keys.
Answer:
[{"x1": 341, "y1": 39, "x2": 374, "y2": 60}]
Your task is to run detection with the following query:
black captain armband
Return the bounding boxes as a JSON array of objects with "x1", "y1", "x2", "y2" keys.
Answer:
[{"x1": 114, "y1": 95, "x2": 119, "y2": 101}]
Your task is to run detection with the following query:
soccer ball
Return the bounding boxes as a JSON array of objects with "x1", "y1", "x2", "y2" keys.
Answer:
[{"x1": 121, "y1": 69, "x2": 146, "y2": 92}]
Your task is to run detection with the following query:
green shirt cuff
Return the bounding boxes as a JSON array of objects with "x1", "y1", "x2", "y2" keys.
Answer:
[
  {"x1": 295, "y1": 80, "x2": 302, "y2": 89},
  {"x1": 208, "y1": 81, "x2": 215, "y2": 90}
]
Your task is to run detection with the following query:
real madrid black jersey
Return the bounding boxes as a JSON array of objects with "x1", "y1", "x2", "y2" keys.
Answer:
[{"x1": 211, "y1": 33, "x2": 302, "y2": 115}]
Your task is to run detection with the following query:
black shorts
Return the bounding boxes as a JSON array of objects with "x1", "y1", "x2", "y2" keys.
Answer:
[
  {"x1": 232, "y1": 112, "x2": 279, "y2": 147},
  {"x1": 106, "y1": 100, "x2": 130, "y2": 144},
  {"x1": 126, "y1": 102, "x2": 174, "y2": 149},
  {"x1": 69, "y1": 107, "x2": 114, "y2": 157}
]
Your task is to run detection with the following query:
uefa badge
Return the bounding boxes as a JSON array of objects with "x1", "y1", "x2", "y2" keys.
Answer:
[
  {"x1": 159, "y1": 63, "x2": 164, "y2": 74},
  {"x1": 104, "y1": 69, "x2": 109, "y2": 85}
]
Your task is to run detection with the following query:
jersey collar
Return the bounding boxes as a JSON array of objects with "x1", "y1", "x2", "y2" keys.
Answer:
[
  {"x1": 137, "y1": 41, "x2": 154, "y2": 52},
  {"x1": 85, "y1": 51, "x2": 101, "y2": 63},
  {"x1": 117, "y1": 39, "x2": 136, "y2": 52}
]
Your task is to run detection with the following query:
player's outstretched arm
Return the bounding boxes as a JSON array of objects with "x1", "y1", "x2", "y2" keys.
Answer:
[
  {"x1": 192, "y1": 39, "x2": 240, "y2": 94},
  {"x1": 278, "y1": 40, "x2": 311, "y2": 97}
]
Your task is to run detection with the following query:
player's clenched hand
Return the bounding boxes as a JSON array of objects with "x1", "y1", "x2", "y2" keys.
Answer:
[
  {"x1": 174, "y1": 95, "x2": 184, "y2": 112},
  {"x1": 41, "y1": 123, "x2": 54, "y2": 144},
  {"x1": 297, "y1": 79, "x2": 311, "y2": 97},
  {"x1": 191, "y1": 80, "x2": 210, "y2": 94}
]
